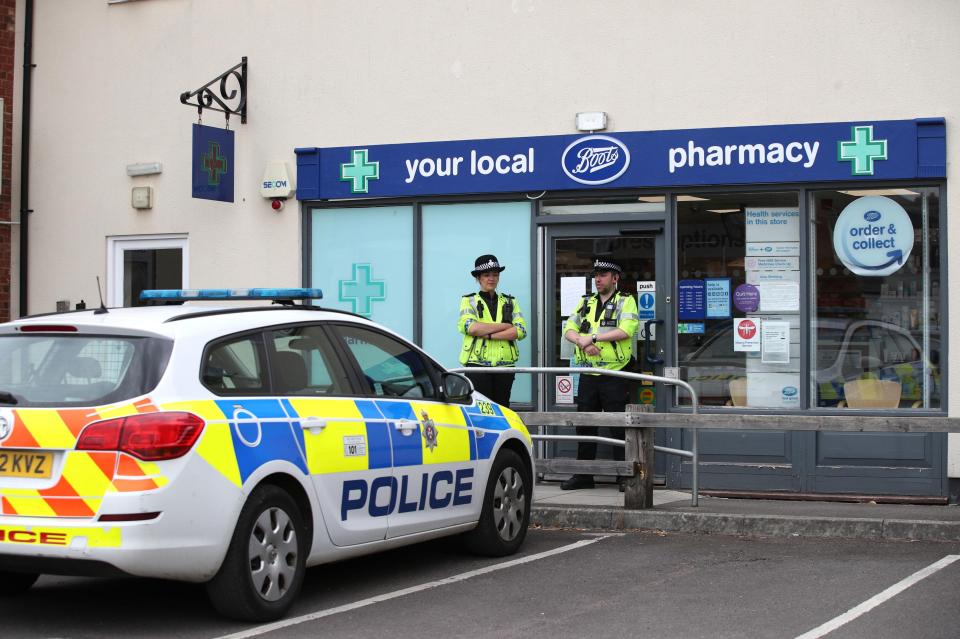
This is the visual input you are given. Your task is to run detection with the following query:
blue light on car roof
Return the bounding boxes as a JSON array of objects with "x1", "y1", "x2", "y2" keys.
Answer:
[{"x1": 139, "y1": 288, "x2": 324, "y2": 301}]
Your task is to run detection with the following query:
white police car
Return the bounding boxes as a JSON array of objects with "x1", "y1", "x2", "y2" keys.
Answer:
[{"x1": 0, "y1": 289, "x2": 533, "y2": 620}]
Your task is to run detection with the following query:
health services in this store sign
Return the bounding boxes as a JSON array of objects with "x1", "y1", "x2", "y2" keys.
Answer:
[{"x1": 832, "y1": 196, "x2": 914, "y2": 277}]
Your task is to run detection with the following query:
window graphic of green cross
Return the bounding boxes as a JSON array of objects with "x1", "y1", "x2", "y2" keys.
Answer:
[
  {"x1": 202, "y1": 142, "x2": 228, "y2": 186},
  {"x1": 340, "y1": 149, "x2": 380, "y2": 194},
  {"x1": 837, "y1": 125, "x2": 888, "y2": 176},
  {"x1": 338, "y1": 263, "x2": 386, "y2": 317}
]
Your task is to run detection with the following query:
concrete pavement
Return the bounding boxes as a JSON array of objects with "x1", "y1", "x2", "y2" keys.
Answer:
[{"x1": 531, "y1": 482, "x2": 960, "y2": 542}]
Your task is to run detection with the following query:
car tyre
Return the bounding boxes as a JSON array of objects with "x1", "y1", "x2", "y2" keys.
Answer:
[
  {"x1": 464, "y1": 448, "x2": 531, "y2": 556},
  {"x1": 206, "y1": 485, "x2": 306, "y2": 622},
  {"x1": 0, "y1": 571, "x2": 39, "y2": 595}
]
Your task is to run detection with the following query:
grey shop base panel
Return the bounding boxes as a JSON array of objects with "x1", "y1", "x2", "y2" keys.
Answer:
[
  {"x1": 666, "y1": 430, "x2": 947, "y2": 498},
  {"x1": 540, "y1": 425, "x2": 947, "y2": 498}
]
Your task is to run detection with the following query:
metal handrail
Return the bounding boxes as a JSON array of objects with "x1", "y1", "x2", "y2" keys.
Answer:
[{"x1": 450, "y1": 366, "x2": 701, "y2": 506}]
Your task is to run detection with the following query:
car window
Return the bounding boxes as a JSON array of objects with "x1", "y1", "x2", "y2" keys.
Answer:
[
  {"x1": 333, "y1": 324, "x2": 437, "y2": 399},
  {"x1": 202, "y1": 333, "x2": 267, "y2": 394},
  {"x1": 268, "y1": 325, "x2": 347, "y2": 395},
  {"x1": 0, "y1": 334, "x2": 171, "y2": 406}
]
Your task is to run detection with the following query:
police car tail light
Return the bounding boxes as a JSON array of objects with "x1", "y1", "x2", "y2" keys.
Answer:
[{"x1": 77, "y1": 412, "x2": 205, "y2": 461}]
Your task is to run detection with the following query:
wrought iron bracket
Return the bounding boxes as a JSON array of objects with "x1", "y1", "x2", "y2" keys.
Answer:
[{"x1": 180, "y1": 57, "x2": 247, "y2": 124}]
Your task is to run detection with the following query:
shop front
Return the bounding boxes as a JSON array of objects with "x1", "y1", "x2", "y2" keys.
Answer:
[{"x1": 296, "y1": 117, "x2": 950, "y2": 498}]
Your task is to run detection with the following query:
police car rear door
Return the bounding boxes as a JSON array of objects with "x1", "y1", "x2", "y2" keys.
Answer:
[
  {"x1": 329, "y1": 323, "x2": 479, "y2": 539},
  {"x1": 266, "y1": 323, "x2": 390, "y2": 546}
]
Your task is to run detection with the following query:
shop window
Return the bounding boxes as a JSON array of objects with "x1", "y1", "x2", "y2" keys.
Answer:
[
  {"x1": 310, "y1": 206, "x2": 414, "y2": 340},
  {"x1": 421, "y1": 202, "x2": 532, "y2": 404},
  {"x1": 676, "y1": 192, "x2": 800, "y2": 408},
  {"x1": 811, "y1": 188, "x2": 940, "y2": 409}
]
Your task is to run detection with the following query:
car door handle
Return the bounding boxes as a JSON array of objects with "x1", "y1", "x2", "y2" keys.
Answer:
[
  {"x1": 394, "y1": 419, "x2": 418, "y2": 436},
  {"x1": 300, "y1": 417, "x2": 326, "y2": 435}
]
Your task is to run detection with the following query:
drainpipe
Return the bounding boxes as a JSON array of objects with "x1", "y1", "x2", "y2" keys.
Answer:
[{"x1": 18, "y1": 0, "x2": 34, "y2": 317}]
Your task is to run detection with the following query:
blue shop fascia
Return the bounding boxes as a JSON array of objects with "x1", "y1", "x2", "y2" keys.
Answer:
[{"x1": 295, "y1": 118, "x2": 945, "y2": 200}]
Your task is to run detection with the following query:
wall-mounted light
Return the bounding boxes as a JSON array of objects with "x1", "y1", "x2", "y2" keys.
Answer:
[
  {"x1": 575, "y1": 111, "x2": 607, "y2": 132},
  {"x1": 837, "y1": 189, "x2": 919, "y2": 197},
  {"x1": 126, "y1": 162, "x2": 163, "y2": 177}
]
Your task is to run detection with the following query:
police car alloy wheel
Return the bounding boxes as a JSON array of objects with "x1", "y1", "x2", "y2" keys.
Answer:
[
  {"x1": 206, "y1": 485, "x2": 307, "y2": 622},
  {"x1": 0, "y1": 570, "x2": 39, "y2": 595},
  {"x1": 464, "y1": 448, "x2": 531, "y2": 556}
]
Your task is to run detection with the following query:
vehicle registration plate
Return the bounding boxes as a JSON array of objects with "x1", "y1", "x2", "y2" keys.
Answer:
[{"x1": 0, "y1": 450, "x2": 54, "y2": 478}]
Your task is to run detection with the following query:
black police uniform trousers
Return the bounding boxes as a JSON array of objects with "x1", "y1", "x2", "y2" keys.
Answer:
[
  {"x1": 465, "y1": 365, "x2": 515, "y2": 408},
  {"x1": 575, "y1": 372, "x2": 627, "y2": 461}
]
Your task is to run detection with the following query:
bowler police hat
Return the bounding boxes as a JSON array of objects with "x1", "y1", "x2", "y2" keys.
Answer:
[
  {"x1": 471, "y1": 254, "x2": 506, "y2": 277},
  {"x1": 593, "y1": 257, "x2": 622, "y2": 274}
]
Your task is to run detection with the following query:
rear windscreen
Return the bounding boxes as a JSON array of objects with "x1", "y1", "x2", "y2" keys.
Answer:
[{"x1": 0, "y1": 334, "x2": 173, "y2": 407}]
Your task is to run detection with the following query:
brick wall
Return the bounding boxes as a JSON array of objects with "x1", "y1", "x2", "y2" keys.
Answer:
[{"x1": 0, "y1": 0, "x2": 14, "y2": 321}]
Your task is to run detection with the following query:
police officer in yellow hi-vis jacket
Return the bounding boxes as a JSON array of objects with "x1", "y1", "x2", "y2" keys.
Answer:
[
  {"x1": 560, "y1": 257, "x2": 639, "y2": 490},
  {"x1": 458, "y1": 255, "x2": 527, "y2": 407}
]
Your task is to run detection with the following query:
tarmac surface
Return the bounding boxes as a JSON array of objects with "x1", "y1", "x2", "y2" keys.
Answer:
[{"x1": 531, "y1": 481, "x2": 960, "y2": 542}]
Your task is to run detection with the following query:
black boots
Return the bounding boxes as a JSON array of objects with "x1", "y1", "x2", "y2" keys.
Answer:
[{"x1": 560, "y1": 474, "x2": 595, "y2": 490}]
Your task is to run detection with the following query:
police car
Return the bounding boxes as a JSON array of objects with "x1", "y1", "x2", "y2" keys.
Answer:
[{"x1": 0, "y1": 289, "x2": 533, "y2": 621}]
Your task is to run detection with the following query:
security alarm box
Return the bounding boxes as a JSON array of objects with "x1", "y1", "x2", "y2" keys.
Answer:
[{"x1": 260, "y1": 161, "x2": 295, "y2": 198}]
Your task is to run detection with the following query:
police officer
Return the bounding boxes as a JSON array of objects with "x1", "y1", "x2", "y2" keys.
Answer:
[
  {"x1": 560, "y1": 257, "x2": 639, "y2": 490},
  {"x1": 458, "y1": 255, "x2": 527, "y2": 407}
]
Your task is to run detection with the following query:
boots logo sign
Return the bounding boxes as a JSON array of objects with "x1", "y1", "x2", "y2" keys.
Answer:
[{"x1": 561, "y1": 135, "x2": 630, "y2": 185}]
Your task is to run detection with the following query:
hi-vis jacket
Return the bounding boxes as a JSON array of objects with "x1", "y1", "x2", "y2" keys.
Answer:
[
  {"x1": 458, "y1": 292, "x2": 527, "y2": 366},
  {"x1": 564, "y1": 290, "x2": 639, "y2": 371}
]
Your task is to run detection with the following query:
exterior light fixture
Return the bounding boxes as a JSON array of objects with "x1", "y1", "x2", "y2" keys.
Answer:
[
  {"x1": 126, "y1": 162, "x2": 163, "y2": 177},
  {"x1": 575, "y1": 112, "x2": 607, "y2": 132}
]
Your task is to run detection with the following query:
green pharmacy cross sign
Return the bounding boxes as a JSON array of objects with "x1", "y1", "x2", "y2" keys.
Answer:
[
  {"x1": 838, "y1": 125, "x2": 888, "y2": 176},
  {"x1": 339, "y1": 263, "x2": 386, "y2": 316},
  {"x1": 202, "y1": 141, "x2": 228, "y2": 186},
  {"x1": 340, "y1": 149, "x2": 380, "y2": 193}
]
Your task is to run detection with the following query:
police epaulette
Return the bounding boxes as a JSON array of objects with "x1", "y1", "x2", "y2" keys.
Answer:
[
  {"x1": 503, "y1": 294, "x2": 514, "y2": 299},
  {"x1": 462, "y1": 292, "x2": 476, "y2": 297}
]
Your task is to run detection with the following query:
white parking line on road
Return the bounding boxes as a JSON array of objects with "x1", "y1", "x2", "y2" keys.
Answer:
[
  {"x1": 212, "y1": 536, "x2": 612, "y2": 639},
  {"x1": 794, "y1": 554, "x2": 960, "y2": 639}
]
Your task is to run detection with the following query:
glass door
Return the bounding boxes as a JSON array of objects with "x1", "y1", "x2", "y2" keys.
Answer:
[
  {"x1": 544, "y1": 222, "x2": 670, "y2": 481},
  {"x1": 546, "y1": 222, "x2": 669, "y2": 409}
]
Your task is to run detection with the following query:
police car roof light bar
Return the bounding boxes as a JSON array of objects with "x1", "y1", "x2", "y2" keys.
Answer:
[{"x1": 139, "y1": 288, "x2": 324, "y2": 302}]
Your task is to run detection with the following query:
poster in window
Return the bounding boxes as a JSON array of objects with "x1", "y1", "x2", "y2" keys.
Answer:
[
  {"x1": 678, "y1": 279, "x2": 706, "y2": 320},
  {"x1": 705, "y1": 278, "x2": 731, "y2": 319},
  {"x1": 761, "y1": 320, "x2": 791, "y2": 363}
]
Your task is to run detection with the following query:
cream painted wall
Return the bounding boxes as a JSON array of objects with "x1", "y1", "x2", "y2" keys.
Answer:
[{"x1": 13, "y1": 0, "x2": 960, "y2": 470}]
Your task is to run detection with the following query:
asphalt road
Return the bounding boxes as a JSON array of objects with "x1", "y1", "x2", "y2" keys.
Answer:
[{"x1": 3, "y1": 528, "x2": 958, "y2": 639}]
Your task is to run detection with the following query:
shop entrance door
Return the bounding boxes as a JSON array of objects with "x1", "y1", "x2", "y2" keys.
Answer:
[{"x1": 545, "y1": 223, "x2": 670, "y2": 481}]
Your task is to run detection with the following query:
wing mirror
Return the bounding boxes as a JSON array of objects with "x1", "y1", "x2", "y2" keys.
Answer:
[{"x1": 441, "y1": 372, "x2": 474, "y2": 402}]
